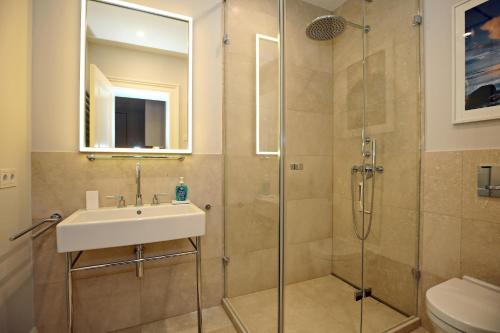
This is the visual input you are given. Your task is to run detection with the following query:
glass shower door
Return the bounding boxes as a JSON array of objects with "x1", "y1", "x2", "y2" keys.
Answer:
[
  {"x1": 283, "y1": 0, "x2": 365, "y2": 332},
  {"x1": 361, "y1": 0, "x2": 422, "y2": 330},
  {"x1": 284, "y1": 0, "x2": 422, "y2": 332},
  {"x1": 223, "y1": 1, "x2": 281, "y2": 332}
]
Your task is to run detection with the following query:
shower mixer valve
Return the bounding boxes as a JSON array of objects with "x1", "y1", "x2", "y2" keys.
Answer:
[{"x1": 350, "y1": 137, "x2": 384, "y2": 241}]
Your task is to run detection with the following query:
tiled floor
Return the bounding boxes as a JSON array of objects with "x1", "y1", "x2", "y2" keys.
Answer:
[
  {"x1": 114, "y1": 306, "x2": 237, "y2": 333},
  {"x1": 226, "y1": 275, "x2": 408, "y2": 333},
  {"x1": 115, "y1": 275, "x2": 429, "y2": 333}
]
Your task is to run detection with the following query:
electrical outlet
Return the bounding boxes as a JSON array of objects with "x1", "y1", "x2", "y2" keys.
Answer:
[
  {"x1": 0, "y1": 169, "x2": 9, "y2": 189},
  {"x1": 0, "y1": 168, "x2": 16, "y2": 189},
  {"x1": 8, "y1": 168, "x2": 16, "y2": 187}
]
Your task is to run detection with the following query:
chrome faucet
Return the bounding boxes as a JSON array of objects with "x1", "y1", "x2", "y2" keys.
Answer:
[{"x1": 135, "y1": 162, "x2": 143, "y2": 206}]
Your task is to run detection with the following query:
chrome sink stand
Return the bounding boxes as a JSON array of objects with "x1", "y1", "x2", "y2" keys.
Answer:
[{"x1": 65, "y1": 237, "x2": 203, "y2": 333}]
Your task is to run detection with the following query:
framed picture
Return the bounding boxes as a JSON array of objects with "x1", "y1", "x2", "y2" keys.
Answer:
[{"x1": 453, "y1": 0, "x2": 500, "y2": 123}]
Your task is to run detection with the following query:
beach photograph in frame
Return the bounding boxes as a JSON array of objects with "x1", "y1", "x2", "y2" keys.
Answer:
[{"x1": 453, "y1": 0, "x2": 500, "y2": 123}]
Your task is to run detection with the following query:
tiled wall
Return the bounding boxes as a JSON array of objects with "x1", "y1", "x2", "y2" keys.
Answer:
[
  {"x1": 420, "y1": 149, "x2": 500, "y2": 331},
  {"x1": 283, "y1": 0, "x2": 334, "y2": 286},
  {"x1": 32, "y1": 152, "x2": 224, "y2": 333}
]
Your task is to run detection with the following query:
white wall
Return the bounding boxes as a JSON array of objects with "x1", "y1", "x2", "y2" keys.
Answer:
[
  {"x1": 424, "y1": 0, "x2": 500, "y2": 151},
  {"x1": 32, "y1": 0, "x2": 223, "y2": 154},
  {"x1": 0, "y1": 0, "x2": 34, "y2": 332}
]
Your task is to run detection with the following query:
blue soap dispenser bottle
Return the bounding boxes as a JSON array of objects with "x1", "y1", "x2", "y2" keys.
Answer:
[{"x1": 175, "y1": 177, "x2": 189, "y2": 202}]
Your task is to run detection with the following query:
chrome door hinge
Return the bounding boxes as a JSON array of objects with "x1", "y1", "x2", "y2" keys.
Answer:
[
  {"x1": 413, "y1": 15, "x2": 423, "y2": 26},
  {"x1": 411, "y1": 268, "x2": 421, "y2": 281},
  {"x1": 223, "y1": 34, "x2": 231, "y2": 45},
  {"x1": 354, "y1": 288, "x2": 372, "y2": 301}
]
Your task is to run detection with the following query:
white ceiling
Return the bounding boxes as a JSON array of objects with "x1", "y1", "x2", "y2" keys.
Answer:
[
  {"x1": 302, "y1": 0, "x2": 347, "y2": 11},
  {"x1": 87, "y1": 1, "x2": 189, "y2": 55}
]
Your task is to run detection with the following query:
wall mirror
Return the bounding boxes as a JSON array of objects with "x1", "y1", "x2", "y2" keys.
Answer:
[{"x1": 80, "y1": 0, "x2": 192, "y2": 153}]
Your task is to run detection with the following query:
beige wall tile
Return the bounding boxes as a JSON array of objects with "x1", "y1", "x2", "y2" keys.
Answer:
[
  {"x1": 286, "y1": 65, "x2": 333, "y2": 115},
  {"x1": 226, "y1": 248, "x2": 277, "y2": 297},
  {"x1": 34, "y1": 281, "x2": 67, "y2": 332},
  {"x1": 73, "y1": 272, "x2": 141, "y2": 333},
  {"x1": 423, "y1": 152, "x2": 462, "y2": 217},
  {"x1": 365, "y1": 251, "x2": 417, "y2": 316},
  {"x1": 421, "y1": 213, "x2": 461, "y2": 280},
  {"x1": 461, "y1": 219, "x2": 500, "y2": 286},
  {"x1": 140, "y1": 258, "x2": 223, "y2": 323},
  {"x1": 225, "y1": 156, "x2": 278, "y2": 205},
  {"x1": 286, "y1": 155, "x2": 333, "y2": 201},
  {"x1": 225, "y1": 0, "x2": 278, "y2": 59},
  {"x1": 287, "y1": 198, "x2": 332, "y2": 244},
  {"x1": 226, "y1": 202, "x2": 278, "y2": 256},
  {"x1": 286, "y1": 110, "x2": 333, "y2": 156},
  {"x1": 285, "y1": 238, "x2": 333, "y2": 284}
]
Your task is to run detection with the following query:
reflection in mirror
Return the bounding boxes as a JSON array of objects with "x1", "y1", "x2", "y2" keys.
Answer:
[
  {"x1": 256, "y1": 34, "x2": 279, "y2": 155},
  {"x1": 81, "y1": 0, "x2": 192, "y2": 153}
]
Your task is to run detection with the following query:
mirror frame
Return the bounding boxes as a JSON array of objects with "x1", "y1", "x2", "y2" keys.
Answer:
[{"x1": 79, "y1": 0, "x2": 193, "y2": 154}]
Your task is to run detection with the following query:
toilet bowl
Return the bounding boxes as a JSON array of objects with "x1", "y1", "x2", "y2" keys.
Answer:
[{"x1": 426, "y1": 276, "x2": 500, "y2": 333}]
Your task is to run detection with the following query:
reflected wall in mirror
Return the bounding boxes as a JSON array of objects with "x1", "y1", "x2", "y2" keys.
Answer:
[
  {"x1": 256, "y1": 34, "x2": 279, "y2": 155},
  {"x1": 80, "y1": 0, "x2": 192, "y2": 153}
]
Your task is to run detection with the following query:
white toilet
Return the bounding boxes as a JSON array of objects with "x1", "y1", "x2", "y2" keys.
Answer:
[{"x1": 426, "y1": 276, "x2": 500, "y2": 333}]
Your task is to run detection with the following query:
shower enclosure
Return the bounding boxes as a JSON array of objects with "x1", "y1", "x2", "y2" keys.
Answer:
[{"x1": 223, "y1": 0, "x2": 422, "y2": 331}]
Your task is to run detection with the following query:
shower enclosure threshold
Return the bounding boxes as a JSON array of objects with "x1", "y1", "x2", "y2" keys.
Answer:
[{"x1": 222, "y1": 275, "x2": 417, "y2": 333}]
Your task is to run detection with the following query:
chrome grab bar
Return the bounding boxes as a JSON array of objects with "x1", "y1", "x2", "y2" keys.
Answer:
[{"x1": 9, "y1": 213, "x2": 63, "y2": 241}]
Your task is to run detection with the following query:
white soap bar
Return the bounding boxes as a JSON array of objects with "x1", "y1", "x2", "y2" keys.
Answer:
[{"x1": 86, "y1": 191, "x2": 99, "y2": 210}]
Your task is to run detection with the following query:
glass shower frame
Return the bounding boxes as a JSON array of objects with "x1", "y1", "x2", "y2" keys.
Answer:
[{"x1": 223, "y1": 0, "x2": 423, "y2": 331}]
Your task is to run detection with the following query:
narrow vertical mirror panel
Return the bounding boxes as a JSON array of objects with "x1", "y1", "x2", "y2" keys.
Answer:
[
  {"x1": 81, "y1": 0, "x2": 192, "y2": 153},
  {"x1": 257, "y1": 34, "x2": 280, "y2": 155}
]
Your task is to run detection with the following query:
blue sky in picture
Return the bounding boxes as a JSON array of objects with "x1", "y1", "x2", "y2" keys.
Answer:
[{"x1": 465, "y1": 0, "x2": 500, "y2": 110}]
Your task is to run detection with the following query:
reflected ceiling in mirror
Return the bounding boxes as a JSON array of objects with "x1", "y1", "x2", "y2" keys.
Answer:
[{"x1": 80, "y1": 0, "x2": 192, "y2": 153}]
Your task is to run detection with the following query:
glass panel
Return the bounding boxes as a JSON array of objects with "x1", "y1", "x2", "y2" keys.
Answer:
[
  {"x1": 283, "y1": 0, "x2": 364, "y2": 331},
  {"x1": 223, "y1": 0, "x2": 280, "y2": 332},
  {"x1": 362, "y1": 0, "x2": 422, "y2": 330}
]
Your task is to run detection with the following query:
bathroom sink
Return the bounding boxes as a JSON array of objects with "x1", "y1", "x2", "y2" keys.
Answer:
[{"x1": 56, "y1": 203, "x2": 205, "y2": 252}]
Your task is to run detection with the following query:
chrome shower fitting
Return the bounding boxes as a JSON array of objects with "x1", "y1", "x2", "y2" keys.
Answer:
[
  {"x1": 306, "y1": 15, "x2": 370, "y2": 41},
  {"x1": 350, "y1": 137, "x2": 383, "y2": 241}
]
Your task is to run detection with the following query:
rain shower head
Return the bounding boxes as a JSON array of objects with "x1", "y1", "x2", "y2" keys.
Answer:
[{"x1": 305, "y1": 15, "x2": 369, "y2": 41}]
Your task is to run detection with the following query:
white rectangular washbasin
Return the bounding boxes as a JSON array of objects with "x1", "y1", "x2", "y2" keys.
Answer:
[{"x1": 56, "y1": 203, "x2": 205, "y2": 253}]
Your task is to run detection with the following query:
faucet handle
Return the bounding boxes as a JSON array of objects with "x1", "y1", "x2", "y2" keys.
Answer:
[
  {"x1": 106, "y1": 195, "x2": 126, "y2": 208},
  {"x1": 152, "y1": 193, "x2": 169, "y2": 205}
]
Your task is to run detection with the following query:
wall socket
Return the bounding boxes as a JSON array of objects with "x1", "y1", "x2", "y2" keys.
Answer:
[{"x1": 0, "y1": 168, "x2": 17, "y2": 189}]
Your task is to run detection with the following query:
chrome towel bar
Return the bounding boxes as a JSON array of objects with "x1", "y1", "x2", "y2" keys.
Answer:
[{"x1": 9, "y1": 213, "x2": 63, "y2": 241}]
